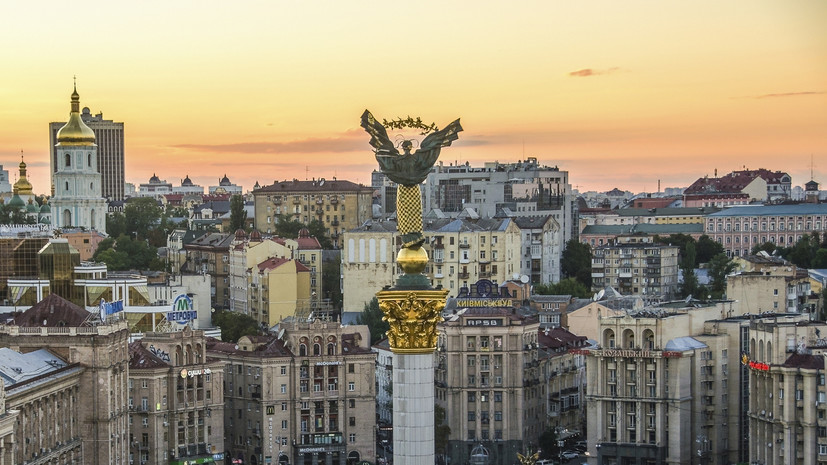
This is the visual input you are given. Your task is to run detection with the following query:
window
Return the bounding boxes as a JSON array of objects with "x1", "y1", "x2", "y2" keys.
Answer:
[
  {"x1": 142, "y1": 380, "x2": 148, "y2": 388},
  {"x1": 494, "y1": 392, "x2": 502, "y2": 402},
  {"x1": 468, "y1": 392, "x2": 476, "y2": 403},
  {"x1": 349, "y1": 434, "x2": 356, "y2": 443},
  {"x1": 282, "y1": 420, "x2": 288, "y2": 429},
  {"x1": 281, "y1": 366, "x2": 287, "y2": 375},
  {"x1": 281, "y1": 384, "x2": 287, "y2": 393},
  {"x1": 349, "y1": 417, "x2": 356, "y2": 426},
  {"x1": 282, "y1": 402, "x2": 287, "y2": 411},
  {"x1": 348, "y1": 382, "x2": 355, "y2": 391},
  {"x1": 468, "y1": 411, "x2": 476, "y2": 421},
  {"x1": 348, "y1": 364, "x2": 355, "y2": 373}
]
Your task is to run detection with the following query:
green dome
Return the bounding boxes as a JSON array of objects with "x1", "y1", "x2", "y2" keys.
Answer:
[
  {"x1": 8, "y1": 194, "x2": 25, "y2": 209},
  {"x1": 26, "y1": 202, "x2": 38, "y2": 213},
  {"x1": 40, "y1": 203, "x2": 51, "y2": 213}
]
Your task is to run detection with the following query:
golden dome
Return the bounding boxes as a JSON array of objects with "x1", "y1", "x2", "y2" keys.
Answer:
[
  {"x1": 56, "y1": 85, "x2": 96, "y2": 146},
  {"x1": 14, "y1": 155, "x2": 33, "y2": 195}
]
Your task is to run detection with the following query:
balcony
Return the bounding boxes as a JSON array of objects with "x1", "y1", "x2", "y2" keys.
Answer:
[
  {"x1": 330, "y1": 197, "x2": 338, "y2": 204},
  {"x1": 459, "y1": 242, "x2": 470, "y2": 249},
  {"x1": 293, "y1": 198, "x2": 301, "y2": 204},
  {"x1": 479, "y1": 271, "x2": 491, "y2": 279},
  {"x1": 331, "y1": 219, "x2": 340, "y2": 226},
  {"x1": 458, "y1": 272, "x2": 470, "y2": 279}
]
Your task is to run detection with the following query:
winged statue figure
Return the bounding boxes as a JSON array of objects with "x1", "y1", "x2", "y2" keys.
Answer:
[{"x1": 361, "y1": 110, "x2": 462, "y2": 186}]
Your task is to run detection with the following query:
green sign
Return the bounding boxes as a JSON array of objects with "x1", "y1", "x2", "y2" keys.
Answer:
[{"x1": 169, "y1": 457, "x2": 215, "y2": 465}]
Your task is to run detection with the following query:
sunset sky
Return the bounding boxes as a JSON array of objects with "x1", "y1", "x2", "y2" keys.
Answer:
[{"x1": 0, "y1": 1, "x2": 824, "y2": 196}]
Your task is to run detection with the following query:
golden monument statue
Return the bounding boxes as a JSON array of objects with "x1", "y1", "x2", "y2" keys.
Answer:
[{"x1": 362, "y1": 110, "x2": 462, "y2": 354}]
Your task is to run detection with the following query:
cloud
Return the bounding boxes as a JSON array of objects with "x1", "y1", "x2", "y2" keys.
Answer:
[
  {"x1": 173, "y1": 128, "x2": 366, "y2": 154},
  {"x1": 568, "y1": 67, "x2": 620, "y2": 77},
  {"x1": 753, "y1": 91, "x2": 825, "y2": 99},
  {"x1": 172, "y1": 128, "x2": 490, "y2": 154}
]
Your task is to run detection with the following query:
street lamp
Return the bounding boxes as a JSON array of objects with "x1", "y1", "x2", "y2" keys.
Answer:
[{"x1": 558, "y1": 439, "x2": 565, "y2": 464}]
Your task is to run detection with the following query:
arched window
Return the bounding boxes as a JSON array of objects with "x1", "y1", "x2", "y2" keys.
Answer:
[
  {"x1": 604, "y1": 329, "x2": 615, "y2": 349},
  {"x1": 65, "y1": 153, "x2": 71, "y2": 167},
  {"x1": 643, "y1": 329, "x2": 655, "y2": 349},
  {"x1": 622, "y1": 329, "x2": 635, "y2": 349},
  {"x1": 327, "y1": 343, "x2": 335, "y2": 355},
  {"x1": 313, "y1": 344, "x2": 321, "y2": 356},
  {"x1": 88, "y1": 153, "x2": 92, "y2": 167},
  {"x1": 65, "y1": 181, "x2": 69, "y2": 191},
  {"x1": 90, "y1": 209, "x2": 95, "y2": 229},
  {"x1": 62, "y1": 209, "x2": 71, "y2": 227}
]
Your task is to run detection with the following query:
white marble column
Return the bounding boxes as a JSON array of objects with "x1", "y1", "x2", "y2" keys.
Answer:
[{"x1": 393, "y1": 353, "x2": 434, "y2": 465}]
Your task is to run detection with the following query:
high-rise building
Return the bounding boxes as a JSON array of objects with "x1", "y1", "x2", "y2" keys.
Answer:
[
  {"x1": 50, "y1": 102, "x2": 125, "y2": 201},
  {"x1": 49, "y1": 86, "x2": 108, "y2": 233}
]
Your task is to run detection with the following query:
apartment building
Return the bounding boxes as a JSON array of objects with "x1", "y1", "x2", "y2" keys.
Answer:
[
  {"x1": 182, "y1": 232, "x2": 234, "y2": 310},
  {"x1": 424, "y1": 158, "x2": 575, "y2": 242},
  {"x1": 127, "y1": 328, "x2": 226, "y2": 465},
  {"x1": 341, "y1": 218, "x2": 523, "y2": 310},
  {"x1": 206, "y1": 319, "x2": 376, "y2": 465},
  {"x1": 590, "y1": 235, "x2": 680, "y2": 300},
  {"x1": 253, "y1": 179, "x2": 373, "y2": 248},
  {"x1": 435, "y1": 305, "x2": 544, "y2": 465},
  {"x1": 0, "y1": 294, "x2": 130, "y2": 465}
]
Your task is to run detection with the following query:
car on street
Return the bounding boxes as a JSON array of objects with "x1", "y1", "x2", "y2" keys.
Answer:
[{"x1": 561, "y1": 450, "x2": 580, "y2": 460}]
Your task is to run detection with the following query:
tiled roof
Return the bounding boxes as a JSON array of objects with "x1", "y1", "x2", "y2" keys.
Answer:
[
  {"x1": 782, "y1": 352, "x2": 824, "y2": 370},
  {"x1": 255, "y1": 179, "x2": 370, "y2": 193},
  {"x1": 206, "y1": 336, "x2": 293, "y2": 357},
  {"x1": 12, "y1": 294, "x2": 91, "y2": 327},
  {"x1": 129, "y1": 341, "x2": 170, "y2": 369}
]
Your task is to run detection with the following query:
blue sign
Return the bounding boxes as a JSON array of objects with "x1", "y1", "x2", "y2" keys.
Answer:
[{"x1": 168, "y1": 294, "x2": 195, "y2": 324}]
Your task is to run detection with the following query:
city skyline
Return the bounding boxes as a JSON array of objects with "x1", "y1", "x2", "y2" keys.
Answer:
[{"x1": 0, "y1": 1, "x2": 824, "y2": 196}]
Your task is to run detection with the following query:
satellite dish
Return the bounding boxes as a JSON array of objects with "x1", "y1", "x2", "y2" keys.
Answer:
[
  {"x1": 520, "y1": 275, "x2": 529, "y2": 284},
  {"x1": 592, "y1": 293, "x2": 598, "y2": 302},
  {"x1": 319, "y1": 178, "x2": 325, "y2": 186},
  {"x1": 596, "y1": 289, "x2": 605, "y2": 300},
  {"x1": 277, "y1": 328, "x2": 285, "y2": 340}
]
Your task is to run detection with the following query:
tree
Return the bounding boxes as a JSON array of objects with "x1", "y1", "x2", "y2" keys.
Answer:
[
  {"x1": 106, "y1": 212, "x2": 126, "y2": 238},
  {"x1": 322, "y1": 254, "x2": 343, "y2": 310},
  {"x1": 537, "y1": 428, "x2": 559, "y2": 460},
  {"x1": 695, "y1": 235, "x2": 724, "y2": 265},
  {"x1": 273, "y1": 214, "x2": 305, "y2": 238},
  {"x1": 435, "y1": 404, "x2": 451, "y2": 461},
  {"x1": 653, "y1": 233, "x2": 694, "y2": 258},
  {"x1": 93, "y1": 235, "x2": 163, "y2": 271},
  {"x1": 212, "y1": 310, "x2": 261, "y2": 342},
  {"x1": 679, "y1": 242, "x2": 700, "y2": 298},
  {"x1": 356, "y1": 297, "x2": 389, "y2": 345},
  {"x1": 307, "y1": 219, "x2": 334, "y2": 249},
  {"x1": 124, "y1": 197, "x2": 162, "y2": 241},
  {"x1": 0, "y1": 204, "x2": 35, "y2": 224},
  {"x1": 813, "y1": 249, "x2": 827, "y2": 269},
  {"x1": 561, "y1": 239, "x2": 592, "y2": 287},
  {"x1": 534, "y1": 277, "x2": 590, "y2": 298},
  {"x1": 707, "y1": 253, "x2": 736, "y2": 299},
  {"x1": 229, "y1": 194, "x2": 246, "y2": 232},
  {"x1": 785, "y1": 233, "x2": 820, "y2": 269}
]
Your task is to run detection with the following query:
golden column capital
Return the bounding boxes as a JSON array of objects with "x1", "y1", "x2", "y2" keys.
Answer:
[{"x1": 376, "y1": 289, "x2": 450, "y2": 354}]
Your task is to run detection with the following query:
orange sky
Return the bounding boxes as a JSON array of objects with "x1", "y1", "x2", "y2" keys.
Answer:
[{"x1": 0, "y1": 1, "x2": 825, "y2": 195}]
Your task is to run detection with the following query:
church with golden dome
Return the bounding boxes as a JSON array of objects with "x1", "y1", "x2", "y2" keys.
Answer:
[
  {"x1": 48, "y1": 85, "x2": 107, "y2": 233},
  {"x1": 0, "y1": 155, "x2": 51, "y2": 225}
]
